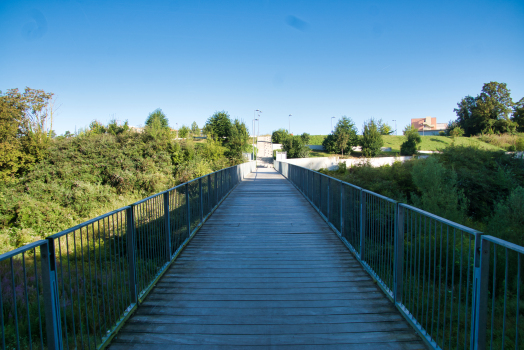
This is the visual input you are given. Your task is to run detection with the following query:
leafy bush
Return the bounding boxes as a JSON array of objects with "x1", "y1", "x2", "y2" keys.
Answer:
[{"x1": 400, "y1": 125, "x2": 421, "y2": 156}]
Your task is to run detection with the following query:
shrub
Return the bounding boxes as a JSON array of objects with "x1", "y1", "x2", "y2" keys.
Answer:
[{"x1": 400, "y1": 125, "x2": 421, "y2": 156}]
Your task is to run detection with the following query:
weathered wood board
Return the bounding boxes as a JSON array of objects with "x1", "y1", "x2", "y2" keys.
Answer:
[{"x1": 109, "y1": 168, "x2": 427, "y2": 349}]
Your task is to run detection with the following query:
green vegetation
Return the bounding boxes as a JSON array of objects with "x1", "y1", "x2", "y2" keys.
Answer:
[
  {"x1": 454, "y1": 81, "x2": 522, "y2": 136},
  {"x1": 271, "y1": 129, "x2": 311, "y2": 158},
  {"x1": 319, "y1": 145, "x2": 524, "y2": 236},
  {"x1": 322, "y1": 116, "x2": 358, "y2": 156},
  {"x1": 400, "y1": 125, "x2": 421, "y2": 156},
  {"x1": 359, "y1": 118, "x2": 383, "y2": 157},
  {"x1": 0, "y1": 91, "x2": 250, "y2": 253}
]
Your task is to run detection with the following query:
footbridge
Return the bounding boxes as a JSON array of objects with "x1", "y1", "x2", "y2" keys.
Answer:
[{"x1": 1, "y1": 161, "x2": 522, "y2": 349}]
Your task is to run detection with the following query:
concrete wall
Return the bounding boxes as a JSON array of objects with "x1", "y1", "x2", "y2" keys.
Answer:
[{"x1": 281, "y1": 155, "x2": 428, "y2": 171}]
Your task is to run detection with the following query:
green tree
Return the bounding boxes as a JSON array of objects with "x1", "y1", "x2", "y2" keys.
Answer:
[
  {"x1": 454, "y1": 82, "x2": 515, "y2": 135},
  {"x1": 281, "y1": 133, "x2": 311, "y2": 158},
  {"x1": 511, "y1": 97, "x2": 524, "y2": 132},
  {"x1": 226, "y1": 119, "x2": 250, "y2": 159},
  {"x1": 400, "y1": 125, "x2": 421, "y2": 156},
  {"x1": 0, "y1": 87, "x2": 55, "y2": 181},
  {"x1": 191, "y1": 121, "x2": 200, "y2": 136},
  {"x1": 204, "y1": 111, "x2": 232, "y2": 142},
  {"x1": 145, "y1": 109, "x2": 169, "y2": 129},
  {"x1": 178, "y1": 125, "x2": 190, "y2": 138},
  {"x1": 360, "y1": 118, "x2": 383, "y2": 157},
  {"x1": 271, "y1": 128, "x2": 289, "y2": 144},
  {"x1": 322, "y1": 116, "x2": 358, "y2": 154},
  {"x1": 377, "y1": 119, "x2": 394, "y2": 135}
]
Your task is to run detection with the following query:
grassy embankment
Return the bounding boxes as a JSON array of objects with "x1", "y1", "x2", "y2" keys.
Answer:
[{"x1": 308, "y1": 135, "x2": 506, "y2": 158}]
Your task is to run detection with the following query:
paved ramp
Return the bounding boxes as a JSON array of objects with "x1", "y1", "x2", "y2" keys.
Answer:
[{"x1": 109, "y1": 168, "x2": 426, "y2": 349}]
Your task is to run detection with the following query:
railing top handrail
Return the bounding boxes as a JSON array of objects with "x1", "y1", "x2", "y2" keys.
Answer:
[
  {"x1": 399, "y1": 203, "x2": 482, "y2": 236},
  {"x1": 482, "y1": 235, "x2": 524, "y2": 254},
  {"x1": 48, "y1": 206, "x2": 130, "y2": 239},
  {"x1": 275, "y1": 160, "x2": 481, "y2": 236},
  {"x1": 276, "y1": 161, "x2": 362, "y2": 191},
  {"x1": 0, "y1": 240, "x2": 47, "y2": 262},
  {"x1": 363, "y1": 189, "x2": 397, "y2": 204}
]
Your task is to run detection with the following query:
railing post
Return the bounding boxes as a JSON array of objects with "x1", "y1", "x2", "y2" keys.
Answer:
[
  {"x1": 126, "y1": 206, "x2": 138, "y2": 304},
  {"x1": 360, "y1": 190, "x2": 366, "y2": 260},
  {"x1": 199, "y1": 178, "x2": 203, "y2": 222},
  {"x1": 186, "y1": 183, "x2": 191, "y2": 237},
  {"x1": 394, "y1": 204, "x2": 404, "y2": 303},
  {"x1": 215, "y1": 172, "x2": 218, "y2": 206},
  {"x1": 340, "y1": 183, "x2": 345, "y2": 237},
  {"x1": 327, "y1": 177, "x2": 330, "y2": 221},
  {"x1": 319, "y1": 175, "x2": 322, "y2": 211},
  {"x1": 163, "y1": 192, "x2": 171, "y2": 261},
  {"x1": 40, "y1": 239, "x2": 63, "y2": 350},
  {"x1": 207, "y1": 175, "x2": 211, "y2": 214},
  {"x1": 471, "y1": 235, "x2": 488, "y2": 350}
]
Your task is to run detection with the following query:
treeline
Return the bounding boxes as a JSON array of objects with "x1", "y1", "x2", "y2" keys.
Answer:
[{"x1": 0, "y1": 88, "x2": 252, "y2": 252}]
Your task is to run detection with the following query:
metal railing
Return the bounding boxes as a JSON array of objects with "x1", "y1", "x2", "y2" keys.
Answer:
[
  {"x1": 274, "y1": 160, "x2": 522, "y2": 350},
  {"x1": 0, "y1": 161, "x2": 255, "y2": 350}
]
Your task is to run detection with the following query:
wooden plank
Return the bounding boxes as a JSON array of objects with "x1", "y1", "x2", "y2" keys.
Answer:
[{"x1": 108, "y1": 168, "x2": 426, "y2": 349}]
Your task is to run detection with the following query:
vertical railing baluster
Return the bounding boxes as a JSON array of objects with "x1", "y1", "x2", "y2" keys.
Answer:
[
  {"x1": 164, "y1": 191, "x2": 171, "y2": 262},
  {"x1": 395, "y1": 204, "x2": 404, "y2": 303},
  {"x1": 126, "y1": 206, "x2": 138, "y2": 304},
  {"x1": 471, "y1": 237, "x2": 489, "y2": 350},
  {"x1": 208, "y1": 175, "x2": 211, "y2": 215},
  {"x1": 41, "y1": 239, "x2": 63, "y2": 350}
]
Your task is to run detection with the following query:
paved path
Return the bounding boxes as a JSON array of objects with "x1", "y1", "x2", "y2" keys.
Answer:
[{"x1": 109, "y1": 168, "x2": 426, "y2": 349}]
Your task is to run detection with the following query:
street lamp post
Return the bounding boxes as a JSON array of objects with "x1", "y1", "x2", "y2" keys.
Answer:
[
  {"x1": 331, "y1": 116, "x2": 335, "y2": 133},
  {"x1": 253, "y1": 109, "x2": 261, "y2": 160},
  {"x1": 392, "y1": 120, "x2": 396, "y2": 136},
  {"x1": 176, "y1": 123, "x2": 178, "y2": 139},
  {"x1": 255, "y1": 118, "x2": 259, "y2": 160},
  {"x1": 289, "y1": 114, "x2": 292, "y2": 134}
]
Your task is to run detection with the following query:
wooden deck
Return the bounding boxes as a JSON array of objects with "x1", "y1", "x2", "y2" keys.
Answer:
[{"x1": 109, "y1": 168, "x2": 426, "y2": 349}]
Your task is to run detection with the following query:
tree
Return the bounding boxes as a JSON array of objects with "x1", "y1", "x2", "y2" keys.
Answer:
[
  {"x1": 322, "y1": 116, "x2": 358, "y2": 154},
  {"x1": 512, "y1": 97, "x2": 524, "y2": 132},
  {"x1": 0, "y1": 87, "x2": 55, "y2": 181},
  {"x1": 377, "y1": 119, "x2": 394, "y2": 135},
  {"x1": 191, "y1": 121, "x2": 200, "y2": 136},
  {"x1": 360, "y1": 118, "x2": 383, "y2": 157},
  {"x1": 178, "y1": 125, "x2": 190, "y2": 138},
  {"x1": 227, "y1": 119, "x2": 250, "y2": 159},
  {"x1": 453, "y1": 82, "x2": 515, "y2": 135},
  {"x1": 282, "y1": 133, "x2": 310, "y2": 158},
  {"x1": 204, "y1": 111, "x2": 232, "y2": 142},
  {"x1": 400, "y1": 125, "x2": 421, "y2": 156},
  {"x1": 271, "y1": 129, "x2": 289, "y2": 144},
  {"x1": 145, "y1": 109, "x2": 169, "y2": 129}
]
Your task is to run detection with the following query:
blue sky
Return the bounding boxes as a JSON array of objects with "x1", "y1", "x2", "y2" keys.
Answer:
[{"x1": 1, "y1": 0, "x2": 523, "y2": 136}]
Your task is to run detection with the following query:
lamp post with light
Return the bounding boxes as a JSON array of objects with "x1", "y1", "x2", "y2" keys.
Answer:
[
  {"x1": 289, "y1": 114, "x2": 292, "y2": 134},
  {"x1": 253, "y1": 109, "x2": 261, "y2": 160},
  {"x1": 331, "y1": 116, "x2": 336, "y2": 133},
  {"x1": 392, "y1": 120, "x2": 397, "y2": 136}
]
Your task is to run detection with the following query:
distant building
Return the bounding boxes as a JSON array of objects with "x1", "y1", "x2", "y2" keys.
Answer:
[{"x1": 411, "y1": 117, "x2": 447, "y2": 136}]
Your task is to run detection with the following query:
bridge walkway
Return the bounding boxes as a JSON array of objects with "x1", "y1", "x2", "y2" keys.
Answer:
[{"x1": 109, "y1": 168, "x2": 426, "y2": 349}]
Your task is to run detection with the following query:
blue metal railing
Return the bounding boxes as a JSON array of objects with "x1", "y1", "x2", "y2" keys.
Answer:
[
  {"x1": 0, "y1": 161, "x2": 256, "y2": 350},
  {"x1": 274, "y1": 160, "x2": 522, "y2": 350}
]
